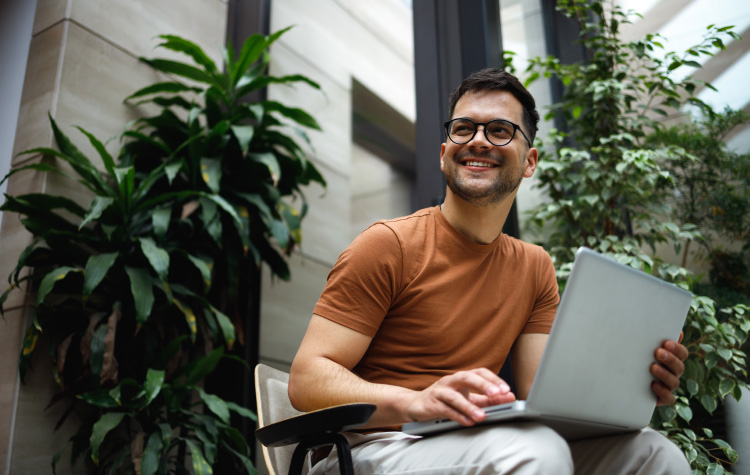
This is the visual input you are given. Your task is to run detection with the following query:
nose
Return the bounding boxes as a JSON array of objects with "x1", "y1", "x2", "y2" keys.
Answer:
[{"x1": 467, "y1": 124, "x2": 492, "y2": 148}]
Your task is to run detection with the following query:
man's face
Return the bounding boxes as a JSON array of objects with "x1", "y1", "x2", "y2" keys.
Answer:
[{"x1": 440, "y1": 90, "x2": 537, "y2": 207}]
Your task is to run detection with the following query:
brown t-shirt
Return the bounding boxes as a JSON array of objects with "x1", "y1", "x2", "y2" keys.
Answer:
[{"x1": 314, "y1": 206, "x2": 559, "y2": 392}]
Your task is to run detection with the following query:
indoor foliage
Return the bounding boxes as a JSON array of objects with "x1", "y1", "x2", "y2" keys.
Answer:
[
  {"x1": 648, "y1": 108, "x2": 750, "y2": 298},
  {"x1": 0, "y1": 27, "x2": 324, "y2": 474},
  {"x1": 524, "y1": 1, "x2": 748, "y2": 473}
]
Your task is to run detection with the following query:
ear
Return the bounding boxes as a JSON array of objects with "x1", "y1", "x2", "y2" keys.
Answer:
[
  {"x1": 440, "y1": 143, "x2": 447, "y2": 172},
  {"x1": 523, "y1": 147, "x2": 538, "y2": 178}
]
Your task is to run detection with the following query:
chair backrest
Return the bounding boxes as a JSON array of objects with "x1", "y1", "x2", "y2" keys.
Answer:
[{"x1": 254, "y1": 363, "x2": 306, "y2": 475}]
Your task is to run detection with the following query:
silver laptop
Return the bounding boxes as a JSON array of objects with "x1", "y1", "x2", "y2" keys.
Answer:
[{"x1": 402, "y1": 247, "x2": 691, "y2": 440}]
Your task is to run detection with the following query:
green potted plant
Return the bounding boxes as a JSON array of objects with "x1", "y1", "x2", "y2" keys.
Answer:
[
  {"x1": 0, "y1": 27, "x2": 324, "y2": 474},
  {"x1": 647, "y1": 108, "x2": 750, "y2": 294},
  {"x1": 524, "y1": 1, "x2": 748, "y2": 472}
]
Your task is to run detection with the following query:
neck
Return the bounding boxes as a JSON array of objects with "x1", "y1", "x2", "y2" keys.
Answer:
[{"x1": 440, "y1": 190, "x2": 516, "y2": 244}]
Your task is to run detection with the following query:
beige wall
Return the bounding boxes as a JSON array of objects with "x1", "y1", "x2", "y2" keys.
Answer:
[
  {"x1": 258, "y1": 0, "x2": 415, "y2": 373},
  {"x1": 0, "y1": 1, "x2": 227, "y2": 473}
]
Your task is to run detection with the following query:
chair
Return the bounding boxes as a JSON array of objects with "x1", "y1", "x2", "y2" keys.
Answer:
[{"x1": 254, "y1": 364, "x2": 376, "y2": 475}]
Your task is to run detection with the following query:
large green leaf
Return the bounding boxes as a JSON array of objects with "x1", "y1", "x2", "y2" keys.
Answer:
[
  {"x1": 197, "y1": 387, "x2": 230, "y2": 423},
  {"x1": 142, "y1": 368, "x2": 165, "y2": 407},
  {"x1": 172, "y1": 297, "x2": 198, "y2": 342},
  {"x1": 226, "y1": 400, "x2": 258, "y2": 422},
  {"x1": 13, "y1": 148, "x2": 101, "y2": 195},
  {"x1": 36, "y1": 266, "x2": 80, "y2": 306},
  {"x1": 152, "y1": 207, "x2": 171, "y2": 241},
  {"x1": 200, "y1": 158, "x2": 221, "y2": 193},
  {"x1": 139, "y1": 237, "x2": 170, "y2": 283},
  {"x1": 1, "y1": 192, "x2": 86, "y2": 218},
  {"x1": 210, "y1": 306, "x2": 235, "y2": 349},
  {"x1": 157, "y1": 423, "x2": 173, "y2": 447},
  {"x1": 701, "y1": 394, "x2": 718, "y2": 414},
  {"x1": 156, "y1": 35, "x2": 218, "y2": 75},
  {"x1": 18, "y1": 326, "x2": 40, "y2": 382},
  {"x1": 221, "y1": 443, "x2": 256, "y2": 475},
  {"x1": 280, "y1": 202, "x2": 302, "y2": 244},
  {"x1": 125, "y1": 266, "x2": 155, "y2": 325},
  {"x1": 201, "y1": 193, "x2": 244, "y2": 230},
  {"x1": 719, "y1": 378, "x2": 736, "y2": 397},
  {"x1": 191, "y1": 427, "x2": 217, "y2": 465},
  {"x1": 231, "y1": 34, "x2": 268, "y2": 87},
  {"x1": 165, "y1": 161, "x2": 184, "y2": 185},
  {"x1": 236, "y1": 192, "x2": 288, "y2": 247},
  {"x1": 140, "y1": 58, "x2": 216, "y2": 86},
  {"x1": 48, "y1": 116, "x2": 110, "y2": 194},
  {"x1": 80, "y1": 196, "x2": 115, "y2": 230},
  {"x1": 8, "y1": 239, "x2": 42, "y2": 285},
  {"x1": 114, "y1": 167, "x2": 135, "y2": 204},
  {"x1": 236, "y1": 73, "x2": 321, "y2": 100},
  {"x1": 140, "y1": 432, "x2": 164, "y2": 475},
  {"x1": 237, "y1": 193, "x2": 273, "y2": 221},
  {"x1": 77, "y1": 389, "x2": 120, "y2": 408},
  {"x1": 248, "y1": 152, "x2": 281, "y2": 185},
  {"x1": 75, "y1": 126, "x2": 117, "y2": 178},
  {"x1": 230, "y1": 124, "x2": 254, "y2": 153},
  {"x1": 120, "y1": 130, "x2": 172, "y2": 155},
  {"x1": 125, "y1": 81, "x2": 202, "y2": 102},
  {"x1": 263, "y1": 101, "x2": 321, "y2": 130},
  {"x1": 185, "y1": 439, "x2": 213, "y2": 475},
  {"x1": 0, "y1": 161, "x2": 76, "y2": 188},
  {"x1": 187, "y1": 254, "x2": 212, "y2": 289},
  {"x1": 269, "y1": 217, "x2": 290, "y2": 250},
  {"x1": 90, "y1": 412, "x2": 126, "y2": 465},
  {"x1": 199, "y1": 197, "x2": 223, "y2": 245},
  {"x1": 83, "y1": 253, "x2": 118, "y2": 299}
]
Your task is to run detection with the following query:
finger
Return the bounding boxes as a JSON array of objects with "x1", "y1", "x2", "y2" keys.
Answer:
[
  {"x1": 469, "y1": 391, "x2": 517, "y2": 408},
  {"x1": 432, "y1": 385, "x2": 488, "y2": 425},
  {"x1": 656, "y1": 347, "x2": 686, "y2": 381},
  {"x1": 447, "y1": 369, "x2": 512, "y2": 398},
  {"x1": 663, "y1": 340, "x2": 689, "y2": 362},
  {"x1": 652, "y1": 381, "x2": 676, "y2": 406},
  {"x1": 651, "y1": 362, "x2": 680, "y2": 392}
]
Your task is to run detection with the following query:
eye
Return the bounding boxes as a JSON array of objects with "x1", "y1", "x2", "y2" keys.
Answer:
[
  {"x1": 487, "y1": 121, "x2": 513, "y2": 137},
  {"x1": 450, "y1": 120, "x2": 475, "y2": 135}
]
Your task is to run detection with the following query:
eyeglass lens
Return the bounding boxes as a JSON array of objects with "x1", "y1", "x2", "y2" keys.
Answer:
[{"x1": 447, "y1": 119, "x2": 516, "y2": 146}]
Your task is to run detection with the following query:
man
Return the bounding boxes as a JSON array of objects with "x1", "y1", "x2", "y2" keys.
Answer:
[{"x1": 289, "y1": 69, "x2": 690, "y2": 474}]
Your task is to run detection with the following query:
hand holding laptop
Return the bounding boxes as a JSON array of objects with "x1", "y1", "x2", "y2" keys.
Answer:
[{"x1": 651, "y1": 333, "x2": 688, "y2": 406}]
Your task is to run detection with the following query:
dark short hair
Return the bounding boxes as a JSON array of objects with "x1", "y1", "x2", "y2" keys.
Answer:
[{"x1": 448, "y1": 68, "x2": 539, "y2": 144}]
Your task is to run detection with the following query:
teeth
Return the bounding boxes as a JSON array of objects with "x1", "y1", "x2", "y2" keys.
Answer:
[{"x1": 464, "y1": 161, "x2": 495, "y2": 168}]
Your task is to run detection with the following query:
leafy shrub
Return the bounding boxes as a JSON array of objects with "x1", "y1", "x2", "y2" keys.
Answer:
[
  {"x1": 0, "y1": 29, "x2": 323, "y2": 474},
  {"x1": 525, "y1": 1, "x2": 748, "y2": 472}
]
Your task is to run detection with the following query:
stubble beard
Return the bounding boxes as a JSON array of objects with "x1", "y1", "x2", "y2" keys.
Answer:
[{"x1": 444, "y1": 150, "x2": 526, "y2": 207}]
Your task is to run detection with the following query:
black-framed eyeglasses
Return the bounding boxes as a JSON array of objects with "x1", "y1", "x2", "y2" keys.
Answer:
[{"x1": 444, "y1": 118, "x2": 532, "y2": 147}]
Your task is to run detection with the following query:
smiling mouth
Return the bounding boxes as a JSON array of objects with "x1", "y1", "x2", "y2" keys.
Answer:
[{"x1": 461, "y1": 160, "x2": 498, "y2": 168}]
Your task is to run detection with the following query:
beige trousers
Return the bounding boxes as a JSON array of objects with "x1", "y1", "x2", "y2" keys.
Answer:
[{"x1": 309, "y1": 423, "x2": 691, "y2": 475}]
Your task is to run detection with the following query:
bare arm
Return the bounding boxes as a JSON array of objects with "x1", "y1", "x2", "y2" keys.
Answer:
[
  {"x1": 509, "y1": 333, "x2": 548, "y2": 400},
  {"x1": 289, "y1": 314, "x2": 516, "y2": 428}
]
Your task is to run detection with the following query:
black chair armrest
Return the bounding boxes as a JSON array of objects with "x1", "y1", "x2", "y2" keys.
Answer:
[{"x1": 256, "y1": 403, "x2": 376, "y2": 448}]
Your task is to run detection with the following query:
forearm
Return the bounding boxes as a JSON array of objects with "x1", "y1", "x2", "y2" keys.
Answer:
[{"x1": 289, "y1": 354, "x2": 416, "y2": 428}]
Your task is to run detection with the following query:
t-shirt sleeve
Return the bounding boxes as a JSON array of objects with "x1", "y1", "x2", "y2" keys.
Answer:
[
  {"x1": 313, "y1": 223, "x2": 403, "y2": 337},
  {"x1": 521, "y1": 248, "x2": 559, "y2": 334}
]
